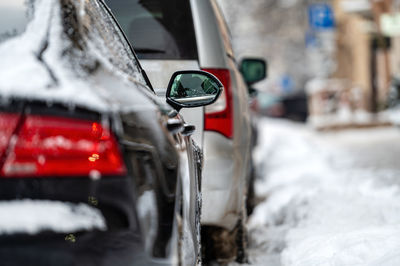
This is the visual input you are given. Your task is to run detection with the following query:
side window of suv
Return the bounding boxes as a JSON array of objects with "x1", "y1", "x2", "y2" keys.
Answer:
[{"x1": 82, "y1": 0, "x2": 146, "y2": 84}]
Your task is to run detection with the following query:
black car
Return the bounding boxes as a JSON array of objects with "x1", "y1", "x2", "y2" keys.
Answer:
[{"x1": 0, "y1": 0, "x2": 222, "y2": 265}]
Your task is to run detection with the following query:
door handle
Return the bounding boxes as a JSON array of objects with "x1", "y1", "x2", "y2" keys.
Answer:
[
  {"x1": 182, "y1": 124, "x2": 196, "y2": 137},
  {"x1": 167, "y1": 118, "x2": 184, "y2": 134}
]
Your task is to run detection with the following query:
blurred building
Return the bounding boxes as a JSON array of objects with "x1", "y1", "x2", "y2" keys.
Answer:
[
  {"x1": 217, "y1": 0, "x2": 316, "y2": 94},
  {"x1": 307, "y1": 0, "x2": 400, "y2": 127},
  {"x1": 333, "y1": 0, "x2": 398, "y2": 112},
  {"x1": 217, "y1": 0, "x2": 400, "y2": 124}
]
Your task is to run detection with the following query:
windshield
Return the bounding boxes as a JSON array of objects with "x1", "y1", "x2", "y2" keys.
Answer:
[
  {"x1": 0, "y1": 0, "x2": 32, "y2": 44},
  {"x1": 105, "y1": 0, "x2": 198, "y2": 60}
]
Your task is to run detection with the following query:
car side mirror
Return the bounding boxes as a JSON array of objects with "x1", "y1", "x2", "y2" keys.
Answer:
[
  {"x1": 166, "y1": 70, "x2": 223, "y2": 111},
  {"x1": 240, "y1": 58, "x2": 267, "y2": 86}
]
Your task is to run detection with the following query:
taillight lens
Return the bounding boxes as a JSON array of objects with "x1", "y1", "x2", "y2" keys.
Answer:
[
  {"x1": 0, "y1": 113, "x2": 21, "y2": 159},
  {"x1": 0, "y1": 115, "x2": 126, "y2": 177},
  {"x1": 202, "y1": 68, "x2": 233, "y2": 139}
]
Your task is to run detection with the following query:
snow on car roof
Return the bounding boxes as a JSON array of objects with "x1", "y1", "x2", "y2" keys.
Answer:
[
  {"x1": 0, "y1": 199, "x2": 106, "y2": 235},
  {"x1": 0, "y1": 0, "x2": 166, "y2": 114}
]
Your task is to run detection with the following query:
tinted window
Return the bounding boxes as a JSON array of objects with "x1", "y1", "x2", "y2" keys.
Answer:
[
  {"x1": 0, "y1": 0, "x2": 32, "y2": 43},
  {"x1": 105, "y1": 0, "x2": 198, "y2": 60}
]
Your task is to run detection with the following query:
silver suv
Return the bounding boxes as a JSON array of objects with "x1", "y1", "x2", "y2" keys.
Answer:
[{"x1": 105, "y1": 0, "x2": 266, "y2": 262}]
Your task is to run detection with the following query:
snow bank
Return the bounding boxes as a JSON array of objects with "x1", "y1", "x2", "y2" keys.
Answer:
[
  {"x1": 243, "y1": 118, "x2": 400, "y2": 266},
  {"x1": 0, "y1": 199, "x2": 106, "y2": 235},
  {"x1": 383, "y1": 106, "x2": 400, "y2": 126}
]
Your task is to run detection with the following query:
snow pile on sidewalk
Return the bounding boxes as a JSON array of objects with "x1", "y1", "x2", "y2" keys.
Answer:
[
  {"x1": 0, "y1": 199, "x2": 106, "y2": 235},
  {"x1": 245, "y1": 118, "x2": 400, "y2": 266},
  {"x1": 383, "y1": 106, "x2": 400, "y2": 126}
]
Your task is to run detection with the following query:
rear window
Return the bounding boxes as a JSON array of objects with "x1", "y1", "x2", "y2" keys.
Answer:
[{"x1": 105, "y1": 0, "x2": 198, "y2": 60}]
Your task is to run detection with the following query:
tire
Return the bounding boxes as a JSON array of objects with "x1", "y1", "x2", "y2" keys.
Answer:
[
  {"x1": 201, "y1": 225, "x2": 237, "y2": 264},
  {"x1": 201, "y1": 196, "x2": 249, "y2": 264}
]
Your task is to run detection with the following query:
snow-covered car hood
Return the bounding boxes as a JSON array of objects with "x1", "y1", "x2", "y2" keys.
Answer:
[{"x1": 0, "y1": 0, "x2": 170, "y2": 114}]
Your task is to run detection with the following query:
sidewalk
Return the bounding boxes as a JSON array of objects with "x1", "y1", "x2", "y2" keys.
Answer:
[{"x1": 308, "y1": 109, "x2": 395, "y2": 131}]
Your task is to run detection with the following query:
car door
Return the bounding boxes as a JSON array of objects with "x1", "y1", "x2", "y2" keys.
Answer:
[{"x1": 88, "y1": 0, "x2": 201, "y2": 262}]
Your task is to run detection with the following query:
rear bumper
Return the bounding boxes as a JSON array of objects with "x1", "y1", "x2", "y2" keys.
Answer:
[
  {"x1": 0, "y1": 230, "x2": 176, "y2": 266},
  {"x1": 0, "y1": 177, "x2": 180, "y2": 265},
  {"x1": 0, "y1": 176, "x2": 136, "y2": 230}
]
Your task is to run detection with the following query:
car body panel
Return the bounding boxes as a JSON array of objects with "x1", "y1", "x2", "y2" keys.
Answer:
[
  {"x1": 190, "y1": 0, "x2": 228, "y2": 68},
  {"x1": 0, "y1": 231, "x2": 176, "y2": 266},
  {"x1": 193, "y1": 0, "x2": 252, "y2": 230}
]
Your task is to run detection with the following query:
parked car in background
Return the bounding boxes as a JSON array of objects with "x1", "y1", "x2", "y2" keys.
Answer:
[
  {"x1": 105, "y1": 0, "x2": 266, "y2": 262},
  {"x1": 0, "y1": 0, "x2": 223, "y2": 265},
  {"x1": 251, "y1": 91, "x2": 308, "y2": 122}
]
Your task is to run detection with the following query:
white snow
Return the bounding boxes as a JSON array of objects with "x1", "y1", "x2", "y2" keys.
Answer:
[
  {"x1": 0, "y1": 199, "x2": 106, "y2": 235},
  {"x1": 383, "y1": 106, "x2": 400, "y2": 125},
  {"x1": 235, "y1": 118, "x2": 400, "y2": 266},
  {"x1": 136, "y1": 190, "x2": 158, "y2": 254}
]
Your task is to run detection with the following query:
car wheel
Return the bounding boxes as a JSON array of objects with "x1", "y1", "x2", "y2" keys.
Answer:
[{"x1": 201, "y1": 225, "x2": 237, "y2": 263}]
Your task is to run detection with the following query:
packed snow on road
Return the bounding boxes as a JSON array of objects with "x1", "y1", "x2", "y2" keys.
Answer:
[{"x1": 235, "y1": 118, "x2": 400, "y2": 266}]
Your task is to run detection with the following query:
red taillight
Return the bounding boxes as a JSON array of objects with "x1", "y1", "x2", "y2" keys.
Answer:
[
  {"x1": 0, "y1": 113, "x2": 21, "y2": 159},
  {"x1": 202, "y1": 68, "x2": 233, "y2": 139},
  {"x1": 0, "y1": 114, "x2": 126, "y2": 177}
]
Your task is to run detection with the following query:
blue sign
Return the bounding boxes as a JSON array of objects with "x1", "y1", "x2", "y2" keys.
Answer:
[
  {"x1": 280, "y1": 75, "x2": 294, "y2": 93},
  {"x1": 308, "y1": 4, "x2": 335, "y2": 30}
]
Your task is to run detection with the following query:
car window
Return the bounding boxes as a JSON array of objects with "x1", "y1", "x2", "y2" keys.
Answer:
[
  {"x1": 82, "y1": 0, "x2": 146, "y2": 84},
  {"x1": 105, "y1": 0, "x2": 198, "y2": 60},
  {"x1": 210, "y1": 0, "x2": 234, "y2": 58},
  {"x1": 0, "y1": 0, "x2": 33, "y2": 44}
]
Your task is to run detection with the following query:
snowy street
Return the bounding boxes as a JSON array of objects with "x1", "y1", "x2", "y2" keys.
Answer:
[
  {"x1": 4, "y1": 0, "x2": 400, "y2": 265},
  {"x1": 238, "y1": 118, "x2": 400, "y2": 266}
]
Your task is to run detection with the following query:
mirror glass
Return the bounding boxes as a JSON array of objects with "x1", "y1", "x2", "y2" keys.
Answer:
[
  {"x1": 240, "y1": 58, "x2": 266, "y2": 85},
  {"x1": 167, "y1": 72, "x2": 222, "y2": 108}
]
